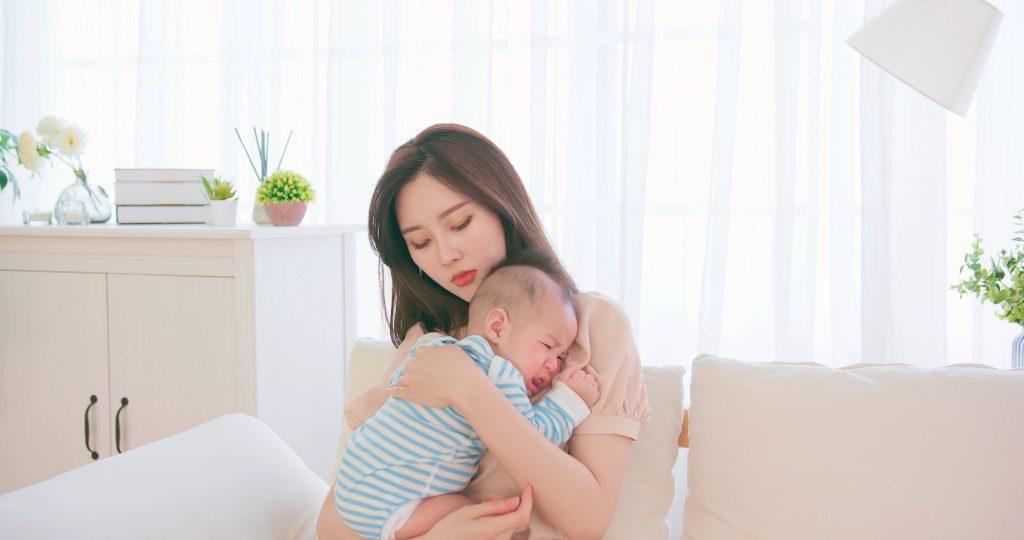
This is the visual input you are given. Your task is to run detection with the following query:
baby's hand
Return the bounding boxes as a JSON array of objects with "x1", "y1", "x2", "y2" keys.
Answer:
[{"x1": 558, "y1": 363, "x2": 599, "y2": 408}]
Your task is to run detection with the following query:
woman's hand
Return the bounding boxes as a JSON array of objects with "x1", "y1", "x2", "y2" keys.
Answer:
[
  {"x1": 388, "y1": 344, "x2": 483, "y2": 408},
  {"x1": 417, "y1": 486, "x2": 533, "y2": 540}
]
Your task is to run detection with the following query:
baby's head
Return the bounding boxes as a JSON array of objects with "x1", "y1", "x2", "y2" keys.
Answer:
[{"x1": 467, "y1": 251, "x2": 577, "y2": 397}]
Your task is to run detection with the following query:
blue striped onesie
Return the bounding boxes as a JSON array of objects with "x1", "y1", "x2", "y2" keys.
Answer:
[{"x1": 334, "y1": 333, "x2": 590, "y2": 539}]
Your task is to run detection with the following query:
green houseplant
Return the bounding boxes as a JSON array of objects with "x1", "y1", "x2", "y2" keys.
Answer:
[
  {"x1": 200, "y1": 176, "x2": 238, "y2": 227},
  {"x1": 951, "y1": 210, "x2": 1024, "y2": 368},
  {"x1": 256, "y1": 170, "x2": 315, "y2": 226}
]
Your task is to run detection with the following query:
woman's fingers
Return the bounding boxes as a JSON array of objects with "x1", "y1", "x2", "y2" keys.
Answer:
[
  {"x1": 460, "y1": 495, "x2": 520, "y2": 519},
  {"x1": 482, "y1": 485, "x2": 533, "y2": 536},
  {"x1": 516, "y1": 485, "x2": 533, "y2": 513}
]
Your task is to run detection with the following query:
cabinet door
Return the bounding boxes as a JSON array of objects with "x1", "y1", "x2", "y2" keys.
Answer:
[
  {"x1": 0, "y1": 270, "x2": 111, "y2": 494},
  {"x1": 107, "y1": 274, "x2": 244, "y2": 452}
]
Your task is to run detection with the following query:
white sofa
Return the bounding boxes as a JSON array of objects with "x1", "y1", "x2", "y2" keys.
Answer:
[
  {"x1": 2, "y1": 339, "x2": 1022, "y2": 539},
  {"x1": 0, "y1": 338, "x2": 689, "y2": 539}
]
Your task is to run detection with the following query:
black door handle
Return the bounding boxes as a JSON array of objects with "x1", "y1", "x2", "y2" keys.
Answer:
[
  {"x1": 83, "y1": 395, "x2": 98, "y2": 460},
  {"x1": 115, "y1": 397, "x2": 129, "y2": 453}
]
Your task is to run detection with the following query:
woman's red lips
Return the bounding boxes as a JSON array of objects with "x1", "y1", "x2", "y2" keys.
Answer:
[{"x1": 452, "y1": 269, "x2": 477, "y2": 287}]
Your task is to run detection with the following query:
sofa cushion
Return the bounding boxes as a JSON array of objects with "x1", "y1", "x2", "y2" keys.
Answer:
[
  {"x1": 0, "y1": 413, "x2": 327, "y2": 540},
  {"x1": 682, "y1": 354, "x2": 1024, "y2": 540},
  {"x1": 334, "y1": 338, "x2": 684, "y2": 539},
  {"x1": 603, "y1": 365, "x2": 685, "y2": 539}
]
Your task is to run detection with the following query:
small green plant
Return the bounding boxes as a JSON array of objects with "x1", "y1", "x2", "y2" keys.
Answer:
[
  {"x1": 256, "y1": 170, "x2": 315, "y2": 205},
  {"x1": 200, "y1": 176, "x2": 236, "y2": 201},
  {"x1": 951, "y1": 211, "x2": 1024, "y2": 325}
]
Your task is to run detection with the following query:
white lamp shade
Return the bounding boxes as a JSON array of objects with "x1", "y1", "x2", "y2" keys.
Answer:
[{"x1": 847, "y1": 0, "x2": 1003, "y2": 116}]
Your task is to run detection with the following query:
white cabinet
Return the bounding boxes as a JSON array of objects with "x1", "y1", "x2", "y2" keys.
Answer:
[{"x1": 0, "y1": 224, "x2": 362, "y2": 494}]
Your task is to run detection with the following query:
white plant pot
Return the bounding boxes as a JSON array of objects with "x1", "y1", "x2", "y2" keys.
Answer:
[
  {"x1": 206, "y1": 198, "x2": 239, "y2": 227},
  {"x1": 252, "y1": 201, "x2": 271, "y2": 224}
]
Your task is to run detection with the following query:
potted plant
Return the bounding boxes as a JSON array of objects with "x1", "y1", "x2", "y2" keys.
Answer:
[
  {"x1": 952, "y1": 210, "x2": 1024, "y2": 368},
  {"x1": 235, "y1": 127, "x2": 292, "y2": 225},
  {"x1": 256, "y1": 170, "x2": 315, "y2": 226},
  {"x1": 201, "y1": 175, "x2": 238, "y2": 227}
]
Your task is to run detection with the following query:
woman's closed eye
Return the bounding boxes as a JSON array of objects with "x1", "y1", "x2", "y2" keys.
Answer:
[
  {"x1": 452, "y1": 216, "x2": 472, "y2": 231},
  {"x1": 408, "y1": 217, "x2": 471, "y2": 250}
]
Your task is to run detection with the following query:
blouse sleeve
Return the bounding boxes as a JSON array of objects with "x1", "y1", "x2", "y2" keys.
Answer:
[{"x1": 570, "y1": 292, "x2": 651, "y2": 440}]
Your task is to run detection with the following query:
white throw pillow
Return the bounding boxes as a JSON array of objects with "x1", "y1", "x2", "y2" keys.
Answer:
[
  {"x1": 0, "y1": 413, "x2": 327, "y2": 539},
  {"x1": 682, "y1": 354, "x2": 1024, "y2": 540},
  {"x1": 334, "y1": 339, "x2": 684, "y2": 539}
]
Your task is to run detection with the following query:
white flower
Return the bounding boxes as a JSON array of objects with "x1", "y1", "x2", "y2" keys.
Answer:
[
  {"x1": 17, "y1": 131, "x2": 42, "y2": 172},
  {"x1": 53, "y1": 124, "x2": 88, "y2": 158},
  {"x1": 36, "y1": 116, "x2": 66, "y2": 142}
]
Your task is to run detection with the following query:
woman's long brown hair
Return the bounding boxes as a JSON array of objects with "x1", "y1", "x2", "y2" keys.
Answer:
[{"x1": 368, "y1": 123, "x2": 575, "y2": 345}]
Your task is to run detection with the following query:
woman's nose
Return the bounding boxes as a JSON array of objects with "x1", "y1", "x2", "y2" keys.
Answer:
[{"x1": 435, "y1": 234, "x2": 462, "y2": 267}]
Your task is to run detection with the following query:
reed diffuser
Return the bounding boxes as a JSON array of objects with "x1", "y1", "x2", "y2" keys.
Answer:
[{"x1": 234, "y1": 127, "x2": 292, "y2": 224}]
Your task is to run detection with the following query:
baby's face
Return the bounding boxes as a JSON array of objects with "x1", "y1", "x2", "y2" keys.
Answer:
[{"x1": 501, "y1": 299, "x2": 578, "y2": 397}]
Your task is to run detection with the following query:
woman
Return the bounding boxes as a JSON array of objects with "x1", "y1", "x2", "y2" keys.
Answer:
[{"x1": 316, "y1": 124, "x2": 650, "y2": 539}]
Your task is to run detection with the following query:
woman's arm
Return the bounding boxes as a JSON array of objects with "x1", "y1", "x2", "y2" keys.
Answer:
[
  {"x1": 392, "y1": 346, "x2": 633, "y2": 539},
  {"x1": 460, "y1": 375, "x2": 632, "y2": 539}
]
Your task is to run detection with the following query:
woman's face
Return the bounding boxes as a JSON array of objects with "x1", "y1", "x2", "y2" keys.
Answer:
[{"x1": 395, "y1": 174, "x2": 507, "y2": 302}]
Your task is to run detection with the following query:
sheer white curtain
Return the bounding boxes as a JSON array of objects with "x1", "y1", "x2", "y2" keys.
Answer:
[{"x1": 2, "y1": 0, "x2": 1023, "y2": 370}]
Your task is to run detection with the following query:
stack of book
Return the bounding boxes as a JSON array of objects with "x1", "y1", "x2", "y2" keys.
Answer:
[{"x1": 114, "y1": 168, "x2": 215, "y2": 224}]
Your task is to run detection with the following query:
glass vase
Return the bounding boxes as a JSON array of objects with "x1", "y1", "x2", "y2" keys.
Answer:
[{"x1": 54, "y1": 173, "x2": 111, "y2": 224}]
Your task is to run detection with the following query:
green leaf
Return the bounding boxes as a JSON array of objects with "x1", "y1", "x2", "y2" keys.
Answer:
[
  {"x1": 201, "y1": 176, "x2": 213, "y2": 198},
  {"x1": 0, "y1": 167, "x2": 7, "y2": 190}
]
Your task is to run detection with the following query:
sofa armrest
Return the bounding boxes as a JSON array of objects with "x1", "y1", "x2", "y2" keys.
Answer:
[{"x1": 0, "y1": 413, "x2": 327, "y2": 540}]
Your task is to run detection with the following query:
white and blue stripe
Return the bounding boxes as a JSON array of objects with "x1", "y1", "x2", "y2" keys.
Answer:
[{"x1": 334, "y1": 334, "x2": 585, "y2": 539}]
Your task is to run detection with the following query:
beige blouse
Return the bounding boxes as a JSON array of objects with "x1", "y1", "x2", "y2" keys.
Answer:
[{"x1": 343, "y1": 292, "x2": 651, "y2": 539}]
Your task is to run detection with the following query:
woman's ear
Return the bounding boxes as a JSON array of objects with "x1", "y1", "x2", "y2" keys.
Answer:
[{"x1": 484, "y1": 308, "x2": 509, "y2": 342}]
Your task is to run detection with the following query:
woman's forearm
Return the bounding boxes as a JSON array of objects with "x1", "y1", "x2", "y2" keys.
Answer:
[{"x1": 457, "y1": 379, "x2": 629, "y2": 538}]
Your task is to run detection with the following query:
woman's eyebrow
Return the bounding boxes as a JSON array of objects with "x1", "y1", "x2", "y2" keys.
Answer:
[{"x1": 400, "y1": 200, "x2": 471, "y2": 234}]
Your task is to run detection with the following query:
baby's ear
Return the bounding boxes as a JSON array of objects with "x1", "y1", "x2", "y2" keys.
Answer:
[{"x1": 484, "y1": 308, "x2": 509, "y2": 341}]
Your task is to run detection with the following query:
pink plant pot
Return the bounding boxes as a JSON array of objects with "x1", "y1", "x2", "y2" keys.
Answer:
[{"x1": 263, "y1": 201, "x2": 308, "y2": 226}]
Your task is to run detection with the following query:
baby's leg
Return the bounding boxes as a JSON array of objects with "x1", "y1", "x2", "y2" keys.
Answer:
[{"x1": 393, "y1": 493, "x2": 476, "y2": 540}]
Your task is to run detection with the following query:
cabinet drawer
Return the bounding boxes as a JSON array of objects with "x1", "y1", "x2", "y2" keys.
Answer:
[{"x1": 0, "y1": 236, "x2": 236, "y2": 276}]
